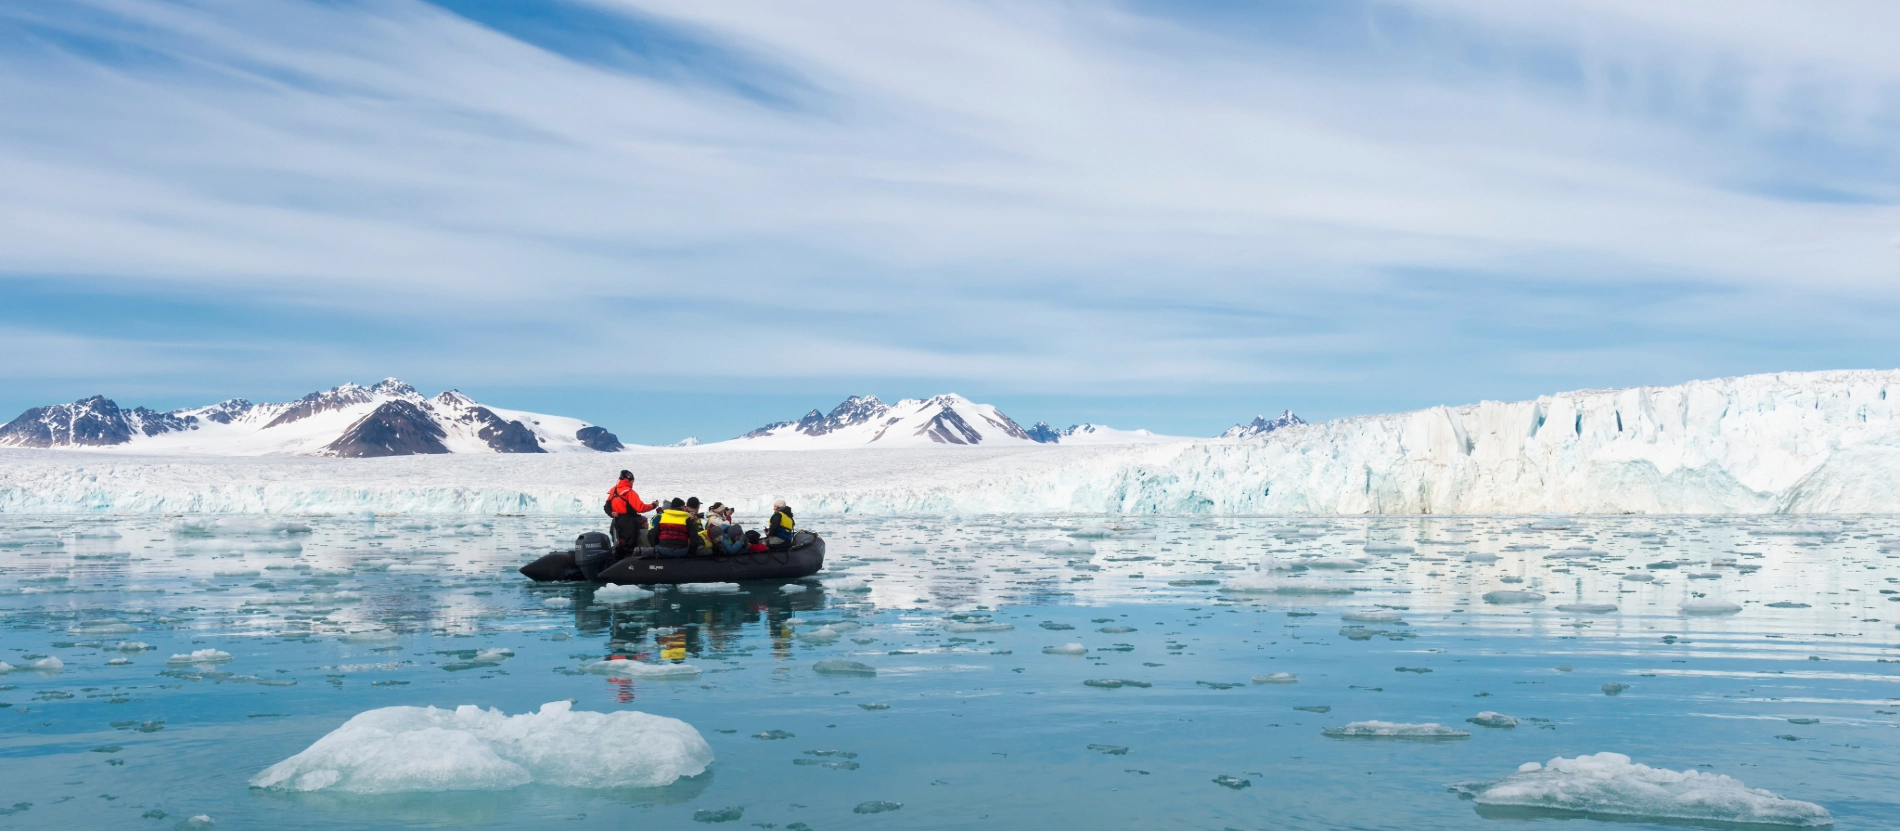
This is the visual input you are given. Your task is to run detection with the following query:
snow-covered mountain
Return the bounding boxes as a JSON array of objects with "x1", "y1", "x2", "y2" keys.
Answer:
[
  {"x1": 1221, "y1": 410, "x2": 1306, "y2": 438},
  {"x1": 730, "y1": 394, "x2": 1041, "y2": 448},
  {"x1": 0, "y1": 379, "x2": 624, "y2": 457},
  {"x1": 1024, "y1": 422, "x2": 1189, "y2": 445}
]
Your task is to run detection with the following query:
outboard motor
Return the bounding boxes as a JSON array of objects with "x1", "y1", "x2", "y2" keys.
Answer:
[{"x1": 573, "y1": 532, "x2": 615, "y2": 580}]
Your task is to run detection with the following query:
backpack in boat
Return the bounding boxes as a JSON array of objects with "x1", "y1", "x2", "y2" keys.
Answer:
[{"x1": 573, "y1": 531, "x2": 615, "y2": 580}]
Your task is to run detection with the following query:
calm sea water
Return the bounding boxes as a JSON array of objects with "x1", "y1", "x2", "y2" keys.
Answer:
[{"x1": 1, "y1": 514, "x2": 1896, "y2": 829}]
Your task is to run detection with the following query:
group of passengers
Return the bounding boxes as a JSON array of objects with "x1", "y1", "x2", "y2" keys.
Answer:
[{"x1": 605, "y1": 470, "x2": 796, "y2": 558}]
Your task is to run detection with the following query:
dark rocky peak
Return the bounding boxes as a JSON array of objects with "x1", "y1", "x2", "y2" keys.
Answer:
[
  {"x1": 917, "y1": 406, "x2": 985, "y2": 444},
  {"x1": 186, "y1": 399, "x2": 255, "y2": 425},
  {"x1": 800, "y1": 395, "x2": 890, "y2": 437},
  {"x1": 322, "y1": 400, "x2": 450, "y2": 458},
  {"x1": 1024, "y1": 421, "x2": 1062, "y2": 444},
  {"x1": 433, "y1": 389, "x2": 476, "y2": 410},
  {"x1": 436, "y1": 397, "x2": 546, "y2": 454},
  {"x1": 370, "y1": 378, "x2": 420, "y2": 398},
  {"x1": 577, "y1": 426, "x2": 624, "y2": 452},
  {"x1": 1223, "y1": 410, "x2": 1306, "y2": 439},
  {"x1": 127, "y1": 406, "x2": 194, "y2": 437},
  {"x1": 0, "y1": 395, "x2": 135, "y2": 447},
  {"x1": 264, "y1": 383, "x2": 379, "y2": 429}
]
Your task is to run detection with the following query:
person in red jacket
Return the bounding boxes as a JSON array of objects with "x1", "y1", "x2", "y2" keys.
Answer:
[{"x1": 606, "y1": 470, "x2": 654, "y2": 552}]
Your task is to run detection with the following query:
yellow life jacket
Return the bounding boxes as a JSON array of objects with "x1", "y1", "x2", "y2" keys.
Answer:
[{"x1": 657, "y1": 509, "x2": 693, "y2": 546}]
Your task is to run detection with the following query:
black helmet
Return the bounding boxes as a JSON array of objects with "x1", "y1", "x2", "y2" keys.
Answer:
[{"x1": 618, "y1": 469, "x2": 633, "y2": 480}]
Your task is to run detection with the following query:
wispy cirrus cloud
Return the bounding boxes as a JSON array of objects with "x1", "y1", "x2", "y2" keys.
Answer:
[{"x1": 0, "y1": 0, "x2": 1896, "y2": 439}]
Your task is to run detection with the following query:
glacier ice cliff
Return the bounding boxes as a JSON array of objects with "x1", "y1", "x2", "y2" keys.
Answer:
[{"x1": 3, "y1": 370, "x2": 1897, "y2": 515}]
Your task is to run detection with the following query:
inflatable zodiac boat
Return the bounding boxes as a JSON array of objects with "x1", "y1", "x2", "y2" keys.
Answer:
[{"x1": 520, "y1": 530, "x2": 825, "y2": 585}]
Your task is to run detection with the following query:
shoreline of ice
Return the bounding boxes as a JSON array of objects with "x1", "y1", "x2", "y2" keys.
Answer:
[{"x1": 7, "y1": 369, "x2": 1900, "y2": 516}]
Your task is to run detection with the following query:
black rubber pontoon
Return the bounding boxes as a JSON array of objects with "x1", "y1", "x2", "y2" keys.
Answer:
[{"x1": 520, "y1": 532, "x2": 825, "y2": 585}]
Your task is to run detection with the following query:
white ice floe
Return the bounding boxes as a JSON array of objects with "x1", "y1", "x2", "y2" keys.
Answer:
[
  {"x1": 1321, "y1": 721, "x2": 1470, "y2": 740},
  {"x1": 824, "y1": 577, "x2": 871, "y2": 592},
  {"x1": 1624, "y1": 573, "x2": 1656, "y2": 582},
  {"x1": 340, "y1": 631, "x2": 398, "y2": 644},
  {"x1": 249, "y1": 700, "x2": 711, "y2": 793},
  {"x1": 1221, "y1": 571, "x2": 1354, "y2": 595},
  {"x1": 1681, "y1": 598, "x2": 1743, "y2": 615},
  {"x1": 593, "y1": 584, "x2": 656, "y2": 603},
  {"x1": 0, "y1": 656, "x2": 63, "y2": 674},
  {"x1": 944, "y1": 622, "x2": 1014, "y2": 633},
  {"x1": 677, "y1": 582, "x2": 740, "y2": 594},
  {"x1": 1467, "y1": 712, "x2": 1519, "y2": 728},
  {"x1": 1042, "y1": 643, "x2": 1088, "y2": 655},
  {"x1": 580, "y1": 660, "x2": 701, "y2": 678},
  {"x1": 1251, "y1": 672, "x2": 1298, "y2": 684},
  {"x1": 779, "y1": 584, "x2": 808, "y2": 594},
  {"x1": 473, "y1": 648, "x2": 513, "y2": 662},
  {"x1": 1464, "y1": 552, "x2": 1501, "y2": 563},
  {"x1": 1459, "y1": 752, "x2": 1831, "y2": 827},
  {"x1": 167, "y1": 649, "x2": 233, "y2": 665},
  {"x1": 813, "y1": 658, "x2": 877, "y2": 675},
  {"x1": 1555, "y1": 603, "x2": 1618, "y2": 614},
  {"x1": 1340, "y1": 610, "x2": 1404, "y2": 623},
  {"x1": 542, "y1": 597, "x2": 572, "y2": 608},
  {"x1": 799, "y1": 626, "x2": 841, "y2": 644},
  {"x1": 109, "y1": 640, "x2": 153, "y2": 652},
  {"x1": 1483, "y1": 590, "x2": 1546, "y2": 604}
]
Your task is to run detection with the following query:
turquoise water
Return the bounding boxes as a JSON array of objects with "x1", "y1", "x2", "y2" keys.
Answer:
[{"x1": 1, "y1": 514, "x2": 1896, "y2": 829}]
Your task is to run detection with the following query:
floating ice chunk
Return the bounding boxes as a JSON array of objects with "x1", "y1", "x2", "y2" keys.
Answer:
[
  {"x1": 945, "y1": 622, "x2": 1014, "y2": 633},
  {"x1": 779, "y1": 584, "x2": 809, "y2": 594},
  {"x1": 1556, "y1": 604, "x2": 1618, "y2": 614},
  {"x1": 249, "y1": 700, "x2": 711, "y2": 793},
  {"x1": 1252, "y1": 673, "x2": 1298, "y2": 684},
  {"x1": 1458, "y1": 752, "x2": 1831, "y2": 827},
  {"x1": 853, "y1": 801, "x2": 902, "y2": 814},
  {"x1": 594, "y1": 584, "x2": 655, "y2": 603},
  {"x1": 581, "y1": 660, "x2": 700, "y2": 679},
  {"x1": 1467, "y1": 712, "x2": 1518, "y2": 729},
  {"x1": 813, "y1": 659, "x2": 876, "y2": 676},
  {"x1": 1764, "y1": 602, "x2": 1810, "y2": 609},
  {"x1": 69, "y1": 622, "x2": 140, "y2": 635},
  {"x1": 1303, "y1": 557, "x2": 1370, "y2": 570},
  {"x1": 474, "y1": 648, "x2": 513, "y2": 663},
  {"x1": 1602, "y1": 683, "x2": 1631, "y2": 695},
  {"x1": 1545, "y1": 546, "x2": 1606, "y2": 560},
  {"x1": 108, "y1": 657, "x2": 132, "y2": 666},
  {"x1": 0, "y1": 657, "x2": 63, "y2": 674},
  {"x1": 1044, "y1": 540, "x2": 1096, "y2": 557},
  {"x1": 1483, "y1": 590, "x2": 1546, "y2": 604},
  {"x1": 1069, "y1": 525, "x2": 1117, "y2": 538},
  {"x1": 1528, "y1": 519, "x2": 1571, "y2": 530},
  {"x1": 110, "y1": 641, "x2": 153, "y2": 652},
  {"x1": 1341, "y1": 610, "x2": 1404, "y2": 623},
  {"x1": 1362, "y1": 543, "x2": 1415, "y2": 555},
  {"x1": 168, "y1": 649, "x2": 233, "y2": 665},
  {"x1": 1083, "y1": 679, "x2": 1151, "y2": 689},
  {"x1": 340, "y1": 631, "x2": 397, "y2": 645},
  {"x1": 678, "y1": 582, "x2": 740, "y2": 594},
  {"x1": 1042, "y1": 644, "x2": 1088, "y2": 655},
  {"x1": 1464, "y1": 553, "x2": 1501, "y2": 563},
  {"x1": 1321, "y1": 721, "x2": 1469, "y2": 740},
  {"x1": 175, "y1": 816, "x2": 215, "y2": 830},
  {"x1": 1681, "y1": 599, "x2": 1743, "y2": 615},
  {"x1": 825, "y1": 578, "x2": 871, "y2": 592},
  {"x1": 542, "y1": 597, "x2": 572, "y2": 608},
  {"x1": 1221, "y1": 572, "x2": 1354, "y2": 595},
  {"x1": 1623, "y1": 574, "x2": 1655, "y2": 582},
  {"x1": 799, "y1": 626, "x2": 841, "y2": 644}
]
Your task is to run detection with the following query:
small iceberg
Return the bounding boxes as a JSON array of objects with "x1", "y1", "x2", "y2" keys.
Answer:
[
  {"x1": 1341, "y1": 610, "x2": 1404, "y2": 623},
  {"x1": 1483, "y1": 590, "x2": 1546, "y2": 604},
  {"x1": 249, "y1": 700, "x2": 711, "y2": 792},
  {"x1": 581, "y1": 660, "x2": 700, "y2": 679},
  {"x1": 593, "y1": 584, "x2": 655, "y2": 603},
  {"x1": 945, "y1": 622, "x2": 1014, "y2": 633},
  {"x1": 1251, "y1": 673, "x2": 1298, "y2": 684},
  {"x1": 1556, "y1": 603, "x2": 1618, "y2": 614},
  {"x1": 813, "y1": 659, "x2": 877, "y2": 676},
  {"x1": 1221, "y1": 571, "x2": 1354, "y2": 595},
  {"x1": 168, "y1": 649, "x2": 233, "y2": 665},
  {"x1": 1682, "y1": 598, "x2": 1742, "y2": 615},
  {"x1": 1322, "y1": 721, "x2": 1470, "y2": 740},
  {"x1": 1466, "y1": 712, "x2": 1518, "y2": 729},
  {"x1": 678, "y1": 582, "x2": 740, "y2": 594},
  {"x1": 825, "y1": 577, "x2": 871, "y2": 592},
  {"x1": 1042, "y1": 643, "x2": 1088, "y2": 655},
  {"x1": 1455, "y1": 752, "x2": 1831, "y2": 827},
  {"x1": 0, "y1": 656, "x2": 63, "y2": 674}
]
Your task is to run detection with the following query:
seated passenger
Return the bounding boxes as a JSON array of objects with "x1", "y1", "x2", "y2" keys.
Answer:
[
  {"x1": 766, "y1": 499, "x2": 796, "y2": 549},
  {"x1": 744, "y1": 530, "x2": 768, "y2": 553},
  {"x1": 716, "y1": 524, "x2": 746, "y2": 555},
  {"x1": 654, "y1": 498, "x2": 702, "y2": 557}
]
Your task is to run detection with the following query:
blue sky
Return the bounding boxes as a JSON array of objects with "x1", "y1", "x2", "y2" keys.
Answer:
[{"x1": 2, "y1": 0, "x2": 1897, "y2": 444}]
